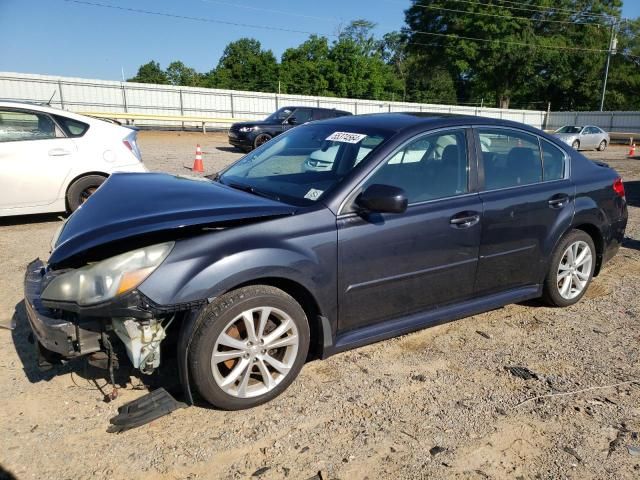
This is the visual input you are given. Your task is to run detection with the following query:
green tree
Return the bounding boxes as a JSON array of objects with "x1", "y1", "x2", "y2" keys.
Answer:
[
  {"x1": 211, "y1": 38, "x2": 278, "y2": 92},
  {"x1": 165, "y1": 61, "x2": 202, "y2": 87},
  {"x1": 127, "y1": 61, "x2": 168, "y2": 84},
  {"x1": 381, "y1": 31, "x2": 409, "y2": 101},
  {"x1": 280, "y1": 35, "x2": 335, "y2": 96},
  {"x1": 600, "y1": 18, "x2": 640, "y2": 110},
  {"x1": 327, "y1": 20, "x2": 403, "y2": 100},
  {"x1": 340, "y1": 19, "x2": 380, "y2": 56},
  {"x1": 403, "y1": 0, "x2": 623, "y2": 109}
]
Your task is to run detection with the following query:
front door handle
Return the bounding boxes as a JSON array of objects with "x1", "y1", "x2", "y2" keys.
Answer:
[
  {"x1": 548, "y1": 194, "x2": 569, "y2": 209},
  {"x1": 48, "y1": 148, "x2": 71, "y2": 156},
  {"x1": 450, "y1": 211, "x2": 480, "y2": 228}
]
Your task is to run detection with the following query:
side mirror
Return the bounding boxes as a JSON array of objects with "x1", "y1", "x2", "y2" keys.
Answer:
[
  {"x1": 356, "y1": 184, "x2": 408, "y2": 214},
  {"x1": 286, "y1": 116, "x2": 298, "y2": 125}
]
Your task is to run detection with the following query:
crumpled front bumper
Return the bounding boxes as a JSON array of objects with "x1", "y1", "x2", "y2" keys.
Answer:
[{"x1": 24, "y1": 258, "x2": 102, "y2": 358}]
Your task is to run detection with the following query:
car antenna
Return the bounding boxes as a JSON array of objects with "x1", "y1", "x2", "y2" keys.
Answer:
[{"x1": 46, "y1": 89, "x2": 57, "y2": 106}]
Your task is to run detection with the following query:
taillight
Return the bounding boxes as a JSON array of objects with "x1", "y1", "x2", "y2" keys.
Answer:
[
  {"x1": 123, "y1": 136, "x2": 142, "y2": 161},
  {"x1": 613, "y1": 177, "x2": 625, "y2": 198}
]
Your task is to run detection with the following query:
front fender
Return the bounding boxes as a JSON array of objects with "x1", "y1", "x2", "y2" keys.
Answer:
[
  {"x1": 180, "y1": 247, "x2": 326, "y2": 302},
  {"x1": 138, "y1": 208, "x2": 337, "y2": 322}
]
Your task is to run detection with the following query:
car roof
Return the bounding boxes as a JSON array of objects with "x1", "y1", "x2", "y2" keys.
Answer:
[
  {"x1": 0, "y1": 100, "x2": 68, "y2": 114},
  {"x1": 281, "y1": 105, "x2": 350, "y2": 113},
  {"x1": 0, "y1": 100, "x2": 113, "y2": 126},
  {"x1": 312, "y1": 112, "x2": 544, "y2": 135}
]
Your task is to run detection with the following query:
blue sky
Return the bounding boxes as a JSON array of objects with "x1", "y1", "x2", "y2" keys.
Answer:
[{"x1": 0, "y1": 0, "x2": 638, "y2": 81}]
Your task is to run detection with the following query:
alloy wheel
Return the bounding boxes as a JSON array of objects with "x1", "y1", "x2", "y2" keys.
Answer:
[
  {"x1": 255, "y1": 134, "x2": 271, "y2": 148},
  {"x1": 211, "y1": 307, "x2": 299, "y2": 398},
  {"x1": 557, "y1": 240, "x2": 592, "y2": 300}
]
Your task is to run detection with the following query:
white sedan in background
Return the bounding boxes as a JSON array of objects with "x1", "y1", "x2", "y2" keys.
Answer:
[{"x1": 0, "y1": 101, "x2": 147, "y2": 217}]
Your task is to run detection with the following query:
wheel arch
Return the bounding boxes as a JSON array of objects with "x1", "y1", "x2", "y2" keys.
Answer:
[
  {"x1": 572, "y1": 223, "x2": 605, "y2": 276},
  {"x1": 64, "y1": 171, "x2": 109, "y2": 209},
  {"x1": 224, "y1": 276, "x2": 331, "y2": 360},
  {"x1": 175, "y1": 275, "x2": 333, "y2": 406}
]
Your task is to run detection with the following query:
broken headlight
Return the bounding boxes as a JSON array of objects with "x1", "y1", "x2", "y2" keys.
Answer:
[{"x1": 41, "y1": 242, "x2": 174, "y2": 306}]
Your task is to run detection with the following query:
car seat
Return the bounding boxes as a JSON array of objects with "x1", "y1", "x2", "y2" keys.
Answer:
[{"x1": 506, "y1": 147, "x2": 542, "y2": 186}]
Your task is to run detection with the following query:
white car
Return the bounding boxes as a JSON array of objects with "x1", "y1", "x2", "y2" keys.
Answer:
[{"x1": 0, "y1": 101, "x2": 147, "y2": 216}]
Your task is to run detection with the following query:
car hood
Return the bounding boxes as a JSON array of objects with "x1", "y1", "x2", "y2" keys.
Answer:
[
  {"x1": 231, "y1": 120, "x2": 272, "y2": 128},
  {"x1": 554, "y1": 133, "x2": 578, "y2": 141},
  {"x1": 49, "y1": 172, "x2": 296, "y2": 267}
]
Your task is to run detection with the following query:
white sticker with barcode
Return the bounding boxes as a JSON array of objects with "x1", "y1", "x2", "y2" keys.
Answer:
[
  {"x1": 304, "y1": 188, "x2": 324, "y2": 200},
  {"x1": 325, "y1": 131, "x2": 367, "y2": 144}
]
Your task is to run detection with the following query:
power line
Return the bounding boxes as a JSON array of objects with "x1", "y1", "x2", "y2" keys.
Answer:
[
  {"x1": 387, "y1": 0, "x2": 611, "y2": 26},
  {"x1": 406, "y1": 30, "x2": 609, "y2": 53},
  {"x1": 449, "y1": 0, "x2": 616, "y2": 21},
  {"x1": 61, "y1": 0, "x2": 612, "y2": 55},
  {"x1": 199, "y1": 0, "x2": 340, "y2": 23},
  {"x1": 62, "y1": 0, "x2": 334, "y2": 37}
]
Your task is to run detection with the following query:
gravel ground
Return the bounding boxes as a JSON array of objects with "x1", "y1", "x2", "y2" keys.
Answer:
[{"x1": 1, "y1": 131, "x2": 639, "y2": 480}]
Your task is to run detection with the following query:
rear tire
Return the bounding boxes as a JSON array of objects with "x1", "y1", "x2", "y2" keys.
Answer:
[
  {"x1": 189, "y1": 285, "x2": 310, "y2": 410},
  {"x1": 598, "y1": 140, "x2": 607, "y2": 151},
  {"x1": 66, "y1": 174, "x2": 106, "y2": 212},
  {"x1": 571, "y1": 140, "x2": 580, "y2": 150},
  {"x1": 542, "y1": 230, "x2": 596, "y2": 307}
]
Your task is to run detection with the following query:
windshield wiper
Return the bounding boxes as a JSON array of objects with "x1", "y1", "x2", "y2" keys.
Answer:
[{"x1": 225, "y1": 182, "x2": 281, "y2": 201}]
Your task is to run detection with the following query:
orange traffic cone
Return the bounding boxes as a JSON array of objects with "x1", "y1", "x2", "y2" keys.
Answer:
[
  {"x1": 192, "y1": 144, "x2": 204, "y2": 172},
  {"x1": 629, "y1": 143, "x2": 636, "y2": 157}
]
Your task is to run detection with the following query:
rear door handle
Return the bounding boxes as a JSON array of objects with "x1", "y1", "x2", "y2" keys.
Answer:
[
  {"x1": 48, "y1": 148, "x2": 71, "y2": 156},
  {"x1": 450, "y1": 211, "x2": 480, "y2": 228},
  {"x1": 548, "y1": 194, "x2": 569, "y2": 209}
]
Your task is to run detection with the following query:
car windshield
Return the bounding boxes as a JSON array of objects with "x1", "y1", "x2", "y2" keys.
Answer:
[
  {"x1": 264, "y1": 107, "x2": 294, "y2": 122},
  {"x1": 219, "y1": 124, "x2": 392, "y2": 206},
  {"x1": 556, "y1": 126, "x2": 582, "y2": 134}
]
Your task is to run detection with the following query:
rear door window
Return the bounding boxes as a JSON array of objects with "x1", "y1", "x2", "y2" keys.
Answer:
[
  {"x1": 312, "y1": 109, "x2": 333, "y2": 121},
  {"x1": 0, "y1": 109, "x2": 60, "y2": 142},
  {"x1": 53, "y1": 115, "x2": 89, "y2": 137},
  {"x1": 541, "y1": 139, "x2": 566, "y2": 181},
  {"x1": 478, "y1": 129, "x2": 542, "y2": 190},
  {"x1": 292, "y1": 108, "x2": 313, "y2": 124}
]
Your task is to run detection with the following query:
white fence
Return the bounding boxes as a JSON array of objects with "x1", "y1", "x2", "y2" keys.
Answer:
[
  {"x1": 0, "y1": 72, "x2": 547, "y2": 129},
  {"x1": 546, "y1": 111, "x2": 640, "y2": 133}
]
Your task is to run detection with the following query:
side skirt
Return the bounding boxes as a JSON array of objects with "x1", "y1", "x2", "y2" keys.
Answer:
[{"x1": 323, "y1": 285, "x2": 541, "y2": 358}]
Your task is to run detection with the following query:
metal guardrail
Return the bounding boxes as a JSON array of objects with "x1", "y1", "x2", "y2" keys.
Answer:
[
  {"x1": 80, "y1": 111, "x2": 246, "y2": 133},
  {"x1": 0, "y1": 72, "x2": 548, "y2": 130}
]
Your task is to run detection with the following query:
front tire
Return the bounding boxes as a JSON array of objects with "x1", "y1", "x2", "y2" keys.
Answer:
[
  {"x1": 189, "y1": 285, "x2": 310, "y2": 410},
  {"x1": 542, "y1": 230, "x2": 596, "y2": 307},
  {"x1": 598, "y1": 140, "x2": 607, "y2": 151},
  {"x1": 571, "y1": 140, "x2": 580, "y2": 150},
  {"x1": 66, "y1": 174, "x2": 106, "y2": 212},
  {"x1": 253, "y1": 133, "x2": 272, "y2": 150}
]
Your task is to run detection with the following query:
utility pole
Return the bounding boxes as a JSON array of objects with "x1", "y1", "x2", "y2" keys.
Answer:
[{"x1": 600, "y1": 17, "x2": 618, "y2": 111}]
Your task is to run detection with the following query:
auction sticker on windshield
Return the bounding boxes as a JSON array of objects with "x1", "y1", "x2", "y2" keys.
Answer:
[
  {"x1": 304, "y1": 188, "x2": 324, "y2": 200},
  {"x1": 326, "y1": 132, "x2": 367, "y2": 144}
]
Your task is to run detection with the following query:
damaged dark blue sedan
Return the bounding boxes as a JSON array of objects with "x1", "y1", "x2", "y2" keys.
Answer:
[{"x1": 25, "y1": 113, "x2": 628, "y2": 411}]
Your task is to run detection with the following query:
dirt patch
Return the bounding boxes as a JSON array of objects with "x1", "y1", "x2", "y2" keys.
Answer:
[{"x1": 1, "y1": 140, "x2": 639, "y2": 479}]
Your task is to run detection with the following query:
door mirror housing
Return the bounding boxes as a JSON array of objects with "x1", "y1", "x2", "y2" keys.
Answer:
[
  {"x1": 286, "y1": 116, "x2": 298, "y2": 125},
  {"x1": 356, "y1": 184, "x2": 408, "y2": 214}
]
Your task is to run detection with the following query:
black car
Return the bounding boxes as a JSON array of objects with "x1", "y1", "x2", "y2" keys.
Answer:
[
  {"x1": 228, "y1": 106, "x2": 352, "y2": 152},
  {"x1": 25, "y1": 113, "x2": 627, "y2": 411}
]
